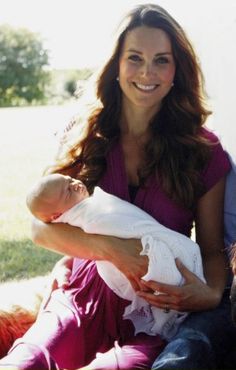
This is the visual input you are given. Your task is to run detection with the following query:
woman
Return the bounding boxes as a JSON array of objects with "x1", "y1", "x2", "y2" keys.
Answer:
[{"x1": 0, "y1": 4, "x2": 232, "y2": 370}]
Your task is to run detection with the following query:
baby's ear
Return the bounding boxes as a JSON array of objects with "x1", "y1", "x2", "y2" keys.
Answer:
[{"x1": 50, "y1": 213, "x2": 62, "y2": 221}]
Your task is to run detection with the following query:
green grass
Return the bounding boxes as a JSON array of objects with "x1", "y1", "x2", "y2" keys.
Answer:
[
  {"x1": 0, "y1": 239, "x2": 59, "y2": 281},
  {"x1": 0, "y1": 103, "x2": 79, "y2": 282}
]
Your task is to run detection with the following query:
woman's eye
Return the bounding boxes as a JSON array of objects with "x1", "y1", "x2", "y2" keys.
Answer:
[
  {"x1": 155, "y1": 56, "x2": 169, "y2": 64},
  {"x1": 128, "y1": 54, "x2": 142, "y2": 62}
]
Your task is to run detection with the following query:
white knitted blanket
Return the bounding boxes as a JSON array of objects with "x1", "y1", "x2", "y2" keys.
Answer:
[{"x1": 55, "y1": 187, "x2": 205, "y2": 340}]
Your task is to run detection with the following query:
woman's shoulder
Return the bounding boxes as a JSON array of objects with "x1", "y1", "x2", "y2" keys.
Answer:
[
  {"x1": 199, "y1": 126, "x2": 231, "y2": 192},
  {"x1": 199, "y1": 126, "x2": 220, "y2": 143}
]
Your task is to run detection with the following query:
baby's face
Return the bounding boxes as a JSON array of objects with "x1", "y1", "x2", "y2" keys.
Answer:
[{"x1": 57, "y1": 176, "x2": 89, "y2": 213}]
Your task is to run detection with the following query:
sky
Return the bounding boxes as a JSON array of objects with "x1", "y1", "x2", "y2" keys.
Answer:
[
  {"x1": 0, "y1": 0, "x2": 235, "y2": 70},
  {"x1": 1, "y1": 0, "x2": 236, "y2": 156}
]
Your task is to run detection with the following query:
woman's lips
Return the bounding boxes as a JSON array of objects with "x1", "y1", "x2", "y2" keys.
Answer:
[{"x1": 133, "y1": 82, "x2": 159, "y2": 92}]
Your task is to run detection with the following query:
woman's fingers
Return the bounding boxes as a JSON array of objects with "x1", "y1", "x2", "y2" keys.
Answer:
[
  {"x1": 137, "y1": 280, "x2": 181, "y2": 310},
  {"x1": 137, "y1": 290, "x2": 178, "y2": 311},
  {"x1": 139, "y1": 279, "x2": 180, "y2": 296},
  {"x1": 137, "y1": 257, "x2": 211, "y2": 312},
  {"x1": 129, "y1": 277, "x2": 142, "y2": 292},
  {"x1": 175, "y1": 258, "x2": 198, "y2": 282}
]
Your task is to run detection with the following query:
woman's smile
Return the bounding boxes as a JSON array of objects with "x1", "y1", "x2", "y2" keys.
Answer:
[{"x1": 133, "y1": 82, "x2": 160, "y2": 92}]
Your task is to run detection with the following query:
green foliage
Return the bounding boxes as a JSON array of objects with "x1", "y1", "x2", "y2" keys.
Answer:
[
  {"x1": 64, "y1": 78, "x2": 77, "y2": 96},
  {"x1": 0, "y1": 25, "x2": 50, "y2": 107},
  {"x1": 63, "y1": 69, "x2": 93, "y2": 97},
  {"x1": 44, "y1": 68, "x2": 93, "y2": 104}
]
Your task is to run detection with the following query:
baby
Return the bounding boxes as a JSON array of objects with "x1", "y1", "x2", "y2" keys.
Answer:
[
  {"x1": 26, "y1": 174, "x2": 89, "y2": 223},
  {"x1": 27, "y1": 173, "x2": 206, "y2": 340}
]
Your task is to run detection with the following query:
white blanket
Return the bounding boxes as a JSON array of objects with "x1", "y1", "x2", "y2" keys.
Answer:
[{"x1": 55, "y1": 187, "x2": 205, "y2": 340}]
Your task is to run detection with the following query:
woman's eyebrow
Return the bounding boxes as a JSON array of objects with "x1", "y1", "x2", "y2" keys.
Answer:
[
  {"x1": 126, "y1": 48, "x2": 142, "y2": 54},
  {"x1": 125, "y1": 48, "x2": 172, "y2": 56}
]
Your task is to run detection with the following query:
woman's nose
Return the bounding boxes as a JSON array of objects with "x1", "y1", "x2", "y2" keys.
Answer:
[{"x1": 140, "y1": 62, "x2": 155, "y2": 78}]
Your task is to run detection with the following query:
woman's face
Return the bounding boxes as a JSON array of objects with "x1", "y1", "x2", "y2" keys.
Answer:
[{"x1": 118, "y1": 26, "x2": 176, "y2": 115}]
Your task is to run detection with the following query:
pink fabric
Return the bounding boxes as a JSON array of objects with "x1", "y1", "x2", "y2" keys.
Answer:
[
  {"x1": 200, "y1": 129, "x2": 230, "y2": 190},
  {"x1": 0, "y1": 127, "x2": 230, "y2": 370},
  {"x1": 98, "y1": 128, "x2": 231, "y2": 237},
  {"x1": 0, "y1": 260, "x2": 164, "y2": 369}
]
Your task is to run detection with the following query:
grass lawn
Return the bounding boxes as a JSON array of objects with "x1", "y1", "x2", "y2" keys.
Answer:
[{"x1": 0, "y1": 102, "x2": 79, "y2": 282}]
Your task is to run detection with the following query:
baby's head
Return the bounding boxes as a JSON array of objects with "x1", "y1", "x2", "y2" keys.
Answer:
[{"x1": 26, "y1": 174, "x2": 89, "y2": 222}]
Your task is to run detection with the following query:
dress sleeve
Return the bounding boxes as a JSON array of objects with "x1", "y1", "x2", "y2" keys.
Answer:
[
  {"x1": 224, "y1": 156, "x2": 236, "y2": 246},
  {"x1": 200, "y1": 129, "x2": 231, "y2": 193}
]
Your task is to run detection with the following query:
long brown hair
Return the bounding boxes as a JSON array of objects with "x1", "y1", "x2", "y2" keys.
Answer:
[{"x1": 48, "y1": 4, "x2": 212, "y2": 208}]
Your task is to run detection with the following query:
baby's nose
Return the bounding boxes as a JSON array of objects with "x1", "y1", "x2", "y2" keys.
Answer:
[{"x1": 70, "y1": 180, "x2": 84, "y2": 191}]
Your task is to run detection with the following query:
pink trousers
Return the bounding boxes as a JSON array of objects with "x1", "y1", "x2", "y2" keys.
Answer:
[{"x1": 0, "y1": 260, "x2": 165, "y2": 369}]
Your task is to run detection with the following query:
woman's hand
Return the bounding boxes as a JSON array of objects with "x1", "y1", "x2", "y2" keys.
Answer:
[
  {"x1": 108, "y1": 237, "x2": 149, "y2": 292},
  {"x1": 40, "y1": 256, "x2": 73, "y2": 310},
  {"x1": 137, "y1": 258, "x2": 221, "y2": 312}
]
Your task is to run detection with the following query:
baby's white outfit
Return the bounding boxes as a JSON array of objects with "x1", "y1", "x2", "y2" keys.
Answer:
[{"x1": 55, "y1": 187, "x2": 205, "y2": 340}]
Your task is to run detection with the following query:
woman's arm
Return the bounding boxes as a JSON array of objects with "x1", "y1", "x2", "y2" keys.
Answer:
[
  {"x1": 31, "y1": 219, "x2": 148, "y2": 291},
  {"x1": 32, "y1": 219, "x2": 112, "y2": 260},
  {"x1": 195, "y1": 176, "x2": 228, "y2": 297},
  {"x1": 138, "y1": 177, "x2": 228, "y2": 311}
]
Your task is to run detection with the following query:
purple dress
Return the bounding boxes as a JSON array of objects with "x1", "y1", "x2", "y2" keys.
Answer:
[{"x1": 0, "y1": 128, "x2": 231, "y2": 370}]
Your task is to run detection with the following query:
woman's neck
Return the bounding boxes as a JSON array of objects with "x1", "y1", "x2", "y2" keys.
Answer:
[
  {"x1": 120, "y1": 111, "x2": 148, "y2": 138},
  {"x1": 120, "y1": 100, "x2": 159, "y2": 138}
]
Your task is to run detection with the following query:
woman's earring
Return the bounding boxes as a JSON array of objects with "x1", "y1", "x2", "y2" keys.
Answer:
[
  {"x1": 116, "y1": 76, "x2": 119, "y2": 82},
  {"x1": 171, "y1": 82, "x2": 174, "y2": 87}
]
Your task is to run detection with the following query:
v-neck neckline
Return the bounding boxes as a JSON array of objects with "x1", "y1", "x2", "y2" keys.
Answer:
[
  {"x1": 99, "y1": 139, "x2": 154, "y2": 206},
  {"x1": 99, "y1": 138, "x2": 196, "y2": 237},
  {"x1": 116, "y1": 139, "x2": 143, "y2": 204}
]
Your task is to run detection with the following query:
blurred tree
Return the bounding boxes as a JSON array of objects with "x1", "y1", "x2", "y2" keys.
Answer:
[
  {"x1": 64, "y1": 77, "x2": 77, "y2": 97},
  {"x1": 0, "y1": 25, "x2": 50, "y2": 106},
  {"x1": 64, "y1": 68, "x2": 93, "y2": 97}
]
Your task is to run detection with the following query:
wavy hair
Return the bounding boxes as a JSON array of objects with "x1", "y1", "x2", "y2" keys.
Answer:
[{"x1": 48, "y1": 4, "x2": 212, "y2": 207}]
